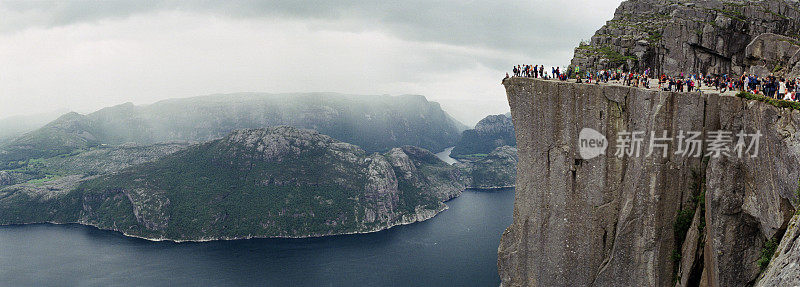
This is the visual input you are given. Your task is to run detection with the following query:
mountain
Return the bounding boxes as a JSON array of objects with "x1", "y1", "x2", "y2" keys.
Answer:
[
  {"x1": 0, "y1": 112, "x2": 99, "y2": 167},
  {"x1": 456, "y1": 145, "x2": 517, "y2": 189},
  {"x1": 0, "y1": 127, "x2": 466, "y2": 241},
  {"x1": 0, "y1": 93, "x2": 467, "y2": 164},
  {"x1": 0, "y1": 110, "x2": 66, "y2": 145},
  {"x1": 450, "y1": 114, "x2": 515, "y2": 158},
  {"x1": 0, "y1": 141, "x2": 190, "y2": 188},
  {"x1": 571, "y1": 0, "x2": 800, "y2": 77}
]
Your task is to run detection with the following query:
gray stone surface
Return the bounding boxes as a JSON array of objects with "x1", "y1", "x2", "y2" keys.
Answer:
[
  {"x1": 500, "y1": 77, "x2": 800, "y2": 287},
  {"x1": 756, "y1": 213, "x2": 800, "y2": 287},
  {"x1": 0, "y1": 171, "x2": 14, "y2": 186},
  {"x1": 570, "y1": 0, "x2": 800, "y2": 77}
]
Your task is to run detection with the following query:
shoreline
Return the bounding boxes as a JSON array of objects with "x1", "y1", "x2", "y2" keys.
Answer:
[
  {"x1": 0, "y1": 189, "x2": 513, "y2": 243},
  {"x1": 468, "y1": 185, "x2": 515, "y2": 191},
  {"x1": 0, "y1": 203, "x2": 452, "y2": 243}
]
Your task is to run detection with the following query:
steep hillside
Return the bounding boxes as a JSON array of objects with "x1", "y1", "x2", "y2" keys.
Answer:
[
  {"x1": 0, "y1": 110, "x2": 65, "y2": 145},
  {"x1": 0, "y1": 127, "x2": 467, "y2": 241},
  {"x1": 456, "y1": 145, "x2": 517, "y2": 190},
  {"x1": 0, "y1": 112, "x2": 100, "y2": 166},
  {"x1": 571, "y1": 0, "x2": 800, "y2": 76},
  {"x1": 0, "y1": 93, "x2": 466, "y2": 164},
  {"x1": 450, "y1": 114, "x2": 515, "y2": 158}
]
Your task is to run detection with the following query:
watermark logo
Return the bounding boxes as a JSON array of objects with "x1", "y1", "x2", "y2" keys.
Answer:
[
  {"x1": 579, "y1": 128, "x2": 608, "y2": 159},
  {"x1": 578, "y1": 128, "x2": 762, "y2": 160}
]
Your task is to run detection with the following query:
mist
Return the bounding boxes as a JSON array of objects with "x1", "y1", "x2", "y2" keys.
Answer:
[{"x1": 0, "y1": 0, "x2": 622, "y2": 126}]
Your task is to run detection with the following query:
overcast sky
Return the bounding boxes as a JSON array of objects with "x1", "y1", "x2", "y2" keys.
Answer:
[{"x1": 0, "y1": 0, "x2": 622, "y2": 126}]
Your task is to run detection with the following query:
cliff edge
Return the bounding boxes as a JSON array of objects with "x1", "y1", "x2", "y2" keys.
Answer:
[{"x1": 499, "y1": 77, "x2": 800, "y2": 286}]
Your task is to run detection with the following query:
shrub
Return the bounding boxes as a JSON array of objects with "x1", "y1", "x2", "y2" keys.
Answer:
[
  {"x1": 735, "y1": 91, "x2": 800, "y2": 111},
  {"x1": 757, "y1": 238, "x2": 779, "y2": 270}
]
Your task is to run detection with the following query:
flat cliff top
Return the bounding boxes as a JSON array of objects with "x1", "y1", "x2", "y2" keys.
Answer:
[{"x1": 503, "y1": 76, "x2": 739, "y2": 97}]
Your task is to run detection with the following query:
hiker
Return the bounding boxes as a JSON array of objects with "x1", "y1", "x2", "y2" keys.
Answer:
[{"x1": 779, "y1": 78, "x2": 787, "y2": 99}]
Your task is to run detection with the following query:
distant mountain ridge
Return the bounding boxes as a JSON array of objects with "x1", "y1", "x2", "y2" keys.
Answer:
[
  {"x1": 0, "y1": 110, "x2": 66, "y2": 145},
  {"x1": 0, "y1": 92, "x2": 467, "y2": 164},
  {"x1": 0, "y1": 126, "x2": 467, "y2": 240},
  {"x1": 450, "y1": 114, "x2": 515, "y2": 158}
]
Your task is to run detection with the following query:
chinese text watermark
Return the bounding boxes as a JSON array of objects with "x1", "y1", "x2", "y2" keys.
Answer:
[{"x1": 578, "y1": 128, "x2": 761, "y2": 159}]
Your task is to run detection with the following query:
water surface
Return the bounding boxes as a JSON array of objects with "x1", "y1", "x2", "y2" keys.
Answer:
[
  {"x1": 435, "y1": 147, "x2": 459, "y2": 165},
  {"x1": 0, "y1": 189, "x2": 514, "y2": 286}
]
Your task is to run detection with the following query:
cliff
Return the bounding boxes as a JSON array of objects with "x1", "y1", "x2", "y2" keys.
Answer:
[
  {"x1": 571, "y1": 0, "x2": 800, "y2": 77},
  {"x1": 0, "y1": 127, "x2": 466, "y2": 241},
  {"x1": 499, "y1": 78, "x2": 800, "y2": 286}
]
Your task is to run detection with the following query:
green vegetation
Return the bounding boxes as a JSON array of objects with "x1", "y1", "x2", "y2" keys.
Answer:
[
  {"x1": 674, "y1": 207, "x2": 695, "y2": 251},
  {"x1": 452, "y1": 154, "x2": 488, "y2": 161},
  {"x1": 722, "y1": 1, "x2": 749, "y2": 8},
  {"x1": 465, "y1": 146, "x2": 517, "y2": 189},
  {"x1": 672, "y1": 168, "x2": 707, "y2": 283},
  {"x1": 647, "y1": 31, "x2": 663, "y2": 45},
  {"x1": 0, "y1": 188, "x2": 82, "y2": 225},
  {"x1": 757, "y1": 238, "x2": 779, "y2": 270},
  {"x1": 736, "y1": 91, "x2": 800, "y2": 111},
  {"x1": 670, "y1": 249, "x2": 682, "y2": 265},
  {"x1": 709, "y1": 7, "x2": 747, "y2": 22},
  {"x1": 2, "y1": 127, "x2": 459, "y2": 240},
  {"x1": 595, "y1": 46, "x2": 638, "y2": 66},
  {"x1": 451, "y1": 114, "x2": 515, "y2": 158},
  {"x1": 758, "y1": 2, "x2": 790, "y2": 20},
  {"x1": 25, "y1": 175, "x2": 60, "y2": 185}
]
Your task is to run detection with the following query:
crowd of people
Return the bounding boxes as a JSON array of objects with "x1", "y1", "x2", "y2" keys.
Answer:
[
  {"x1": 506, "y1": 64, "x2": 800, "y2": 101},
  {"x1": 511, "y1": 64, "x2": 568, "y2": 81}
]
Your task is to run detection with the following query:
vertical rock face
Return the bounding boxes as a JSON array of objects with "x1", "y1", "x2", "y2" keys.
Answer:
[
  {"x1": 499, "y1": 78, "x2": 800, "y2": 286},
  {"x1": 756, "y1": 213, "x2": 800, "y2": 287},
  {"x1": 571, "y1": 0, "x2": 800, "y2": 77}
]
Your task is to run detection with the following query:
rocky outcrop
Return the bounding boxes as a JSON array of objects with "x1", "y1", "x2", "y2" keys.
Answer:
[
  {"x1": 499, "y1": 77, "x2": 800, "y2": 286},
  {"x1": 457, "y1": 145, "x2": 518, "y2": 189},
  {"x1": 744, "y1": 33, "x2": 800, "y2": 76},
  {"x1": 571, "y1": 0, "x2": 800, "y2": 77},
  {"x1": 0, "y1": 171, "x2": 14, "y2": 186},
  {"x1": 0, "y1": 126, "x2": 467, "y2": 241},
  {"x1": 451, "y1": 114, "x2": 515, "y2": 158},
  {"x1": 756, "y1": 213, "x2": 800, "y2": 286}
]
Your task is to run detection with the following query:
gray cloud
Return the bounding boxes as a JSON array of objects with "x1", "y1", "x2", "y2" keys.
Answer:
[
  {"x1": 2, "y1": 0, "x2": 617, "y2": 64},
  {"x1": 0, "y1": 0, "x2": 622, "y2": 125}
]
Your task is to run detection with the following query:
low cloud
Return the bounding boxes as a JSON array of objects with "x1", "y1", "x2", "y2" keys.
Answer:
[{"x1": 0, "y1": 0, "x2": 621, "y2": 125}]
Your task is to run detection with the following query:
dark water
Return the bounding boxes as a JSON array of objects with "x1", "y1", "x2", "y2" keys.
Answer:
[{"x1": 0, "y1": 189, "x2": 514, "y2": 287}]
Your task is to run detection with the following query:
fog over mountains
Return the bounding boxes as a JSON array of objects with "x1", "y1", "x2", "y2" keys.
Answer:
[{"x1": 0, "y1": 92, "x2": 467, "y2": 165}]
